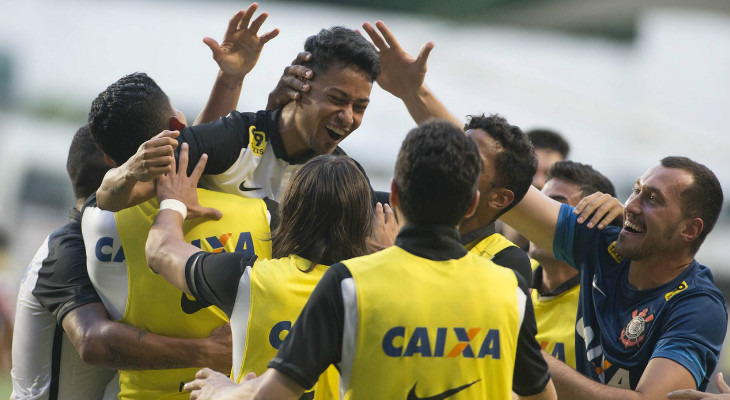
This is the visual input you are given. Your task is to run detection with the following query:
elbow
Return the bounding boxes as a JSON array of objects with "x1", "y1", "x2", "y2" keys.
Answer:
[
  {"x1": 145, "y1": 231, "x2": 167, "y2": 274},
  {"x1": 75, "y1": 330, "x2": 111, "y2": 366}
]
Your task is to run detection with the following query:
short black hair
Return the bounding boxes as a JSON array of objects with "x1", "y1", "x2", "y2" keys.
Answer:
[
  {"x1": 527, "y1": 129, "x2": 570, "y2": 159},
  {"x1": 465, "y1": 114, "x2": 536, "y2": 217},
  {"x1": 660, "y1": 156, "x2": 723, "y2": 254},
  {"x1": 546, "y1": 160, "x2": 621, "y2": 227},
  {"x1": 301, "y1": 27, "x2": 380, "y2": 82},
  {"x1": 395, "y1": 120, "x2": 481, "y2": 226},
  {"x1": 66, "y1": 125, "x2": 111, "y2": 201},
  {"x1": 88, "y1": 72, "x2": 173, "y2": 165}
]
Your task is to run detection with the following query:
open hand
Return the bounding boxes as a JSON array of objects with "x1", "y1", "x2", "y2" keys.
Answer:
[
  {"x1": 362, "y1": 20, "x2": 434, "y2": 99},
  {"x1": 204, "y1": 3, "x2": 279, "y2": 78}
]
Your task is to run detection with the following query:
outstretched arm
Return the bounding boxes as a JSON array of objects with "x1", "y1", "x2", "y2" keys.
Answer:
[
  {"x1": 362, "y1": 21, "x2": 460, "y2": 126},
  {"x1": 186, "y1": 368, "x2": 303, "y2": 400},
  {"x1": 146, "y1": 144, "x2": 211, "y2": 296},
  {"x1": 62, "y1": 302, "x2": 232, "y2": 372},
  {"x1": 194, "y1": 3, "x2": 279, "y2": 125},
  {"x1": 545, "y1": 352, "x2": 696, "y2": 400}
]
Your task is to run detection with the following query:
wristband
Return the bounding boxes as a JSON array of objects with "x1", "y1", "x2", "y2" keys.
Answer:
[{"x1": 159, "y1": 199, "x2": 187, "y2": 220}]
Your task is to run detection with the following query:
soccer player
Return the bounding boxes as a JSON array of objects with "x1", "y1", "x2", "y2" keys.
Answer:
[
  {"x1": 529, "y1": 160, "x2": 621, "y2": 369},
  {"x1": 146, "y1": 151, "x2": 391, "y2": 399},
  {"x1": 185, "y1": 120, "x2": 557, "y2": 400},
  {"x1": 501, "y1": 157, "x2": 726, "y2": 397},
  {"x1": 502, "y1": 128, "x2": 571, "y2": 250},
  {"x1": 10, "y1": 126, "x2": 231, "y2": 400},
  {"x1": 83, "y1": 70, "x2": 280, "y2": 399},
  {"x1": 526, "y1": 129, "x2": 570, "y2": 191},
  {"x1": 95, "y1": 23, "x2": 381, "y2": 210}
]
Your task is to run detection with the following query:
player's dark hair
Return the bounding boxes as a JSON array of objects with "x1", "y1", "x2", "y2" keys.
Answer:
[
  {"x1": 465, "y1": 114, "x2": 536, "y2": 217},
  {"x1": 301, "y1": 27, "x2": 380, "y2": 82},
  {"x1": 395, "y1": 120, "x2": 481, "y2": 226},
  {"x1": 88, "y1": 72, "x2": 173, "y2": 165},
  {"x1": 527, "y1": 129, "x2": 570, "y2": 159},
  {"x1": 660, "y1": 156, "x2": 723, "y2": 254},
  {"x1": 66, "y1": 125, "x2": 111, "y2": 201},
  {"x1": 272, "y1": 155, "x2": 373, "y2": 270},
  {"x1": 546, "y1": 160, "x2": 621, "y2": 227}
]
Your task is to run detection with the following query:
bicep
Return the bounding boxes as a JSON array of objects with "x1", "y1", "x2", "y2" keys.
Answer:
[{"x1": 500, "y1": 186, "x2": 561, "y2": 251}]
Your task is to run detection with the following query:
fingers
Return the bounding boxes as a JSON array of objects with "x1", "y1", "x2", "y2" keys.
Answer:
[
  {"x1": 374, "y1": 20, "x2": 401, "y2": 48},
  {"x1": 177, "y1": 143, "x2": 189, "y2": 176},
  {"x1": 362, "y1": 22, "x2": 387, "y2": 51},
  {"x1": 718, "y1": 372, "x2": 730, "y2": 393},
  {"x1": 291, "y1": 51, "x2": 312, "y2": 65},
  {"x1": 416, "y1": 41, "x2": 434, "y2": 66},
  {"x1": 155, "y1": 129, "x2": 180, "y2": 140},
  {"x1": 202, "y1": 37, "x2": 223, "y2": 59},
  {"x1": 374, "y1": 202, "x2": 384, "y2": 221},
  {"x1": 188, "y1": 205, "x2": 223, "y2": 221},
  {"x1": 238, "y1": 3, "x2": 258, "y2": 30},
  {"x1": 190, "y1": 153, "x2": 208, "y2": 182},
  {"x1": 226, "y1": 9, "x2": 245, "y2": 36},
  {"x1": 573, "y1": 192, "x2": 602, "y2": 218},
  {"x1": 666, "y1": 389, "x2": 705, "y2": 399},
  {"x1": 196, "y1": 367, "x2": 214, "y2": 379},
  {"x1": 383, "y1": 203, "x2": 395, "y2": 224},
  {"x1": 248, "y1": 11, "x2": 268, "y2": 34},
  {"x1": 259, "y1": 28, "x2": 280, "y2": 44}
]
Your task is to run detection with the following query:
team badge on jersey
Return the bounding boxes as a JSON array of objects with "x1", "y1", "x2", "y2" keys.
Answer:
[
  {"x1": 248, "y1": 125, "x2": 266, "y2": 156},
  {"x1": 620, "y1": 308, "x2": 654, "y2": 348}
]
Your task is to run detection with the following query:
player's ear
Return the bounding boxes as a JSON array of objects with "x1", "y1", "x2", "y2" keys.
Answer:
[
  {"x1": 488, "y1": 188, "x2": 514, "y2": 212},
  {"x1": 680, "y1": 217, "x2": 703, "y2": 246},
  {"x1": 389, "y1": 179, "x2": 400, "y2": 209},
  {"x1": 463, "y1": 190, "x2": 481, "y2": 219}
]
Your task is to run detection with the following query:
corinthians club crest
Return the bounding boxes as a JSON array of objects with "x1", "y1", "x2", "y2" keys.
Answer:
[{"x1": 621, "y1": 308, "x2": 654, "y2": 348}]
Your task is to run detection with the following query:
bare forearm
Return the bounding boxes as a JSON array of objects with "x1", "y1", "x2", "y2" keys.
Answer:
[
  {"x1": 96, "y1": 167, "x2": 149, "y2": 212},
  {"x1": 546, "y1": 354, "x2": 639, "y2": 400},
  {"x1": 146, "y1": 210, "x2": 198, "y2": 295},
  {"x1": 95, "y1": 322, "x2": 216, "y2": 370},
  {"x1": 401, "y1": 84, "x2": 461, "y2": 126},
  {"x1": 193, "y1": 71, "x2": 245, "y2": 126}
]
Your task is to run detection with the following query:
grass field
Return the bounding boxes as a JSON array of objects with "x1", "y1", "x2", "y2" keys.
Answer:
[{"x1": 0, "y1": 374, "x2": 11, "y2": 397}]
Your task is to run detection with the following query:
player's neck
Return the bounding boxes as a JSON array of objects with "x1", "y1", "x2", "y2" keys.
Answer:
[
  {"x1": 539, "y1": 258, "x2": 577, "y2": 293},
  {"x1": 628, "y1": 255, "x2": 693, "y2": 290},
  {"x1": 278, "y1": 103, "x2": 308, "y2": 159}
]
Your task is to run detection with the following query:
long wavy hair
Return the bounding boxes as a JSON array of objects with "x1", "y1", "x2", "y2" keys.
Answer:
[{"x1": 272, "y1": 155, "x2": 373, "y2": 271}]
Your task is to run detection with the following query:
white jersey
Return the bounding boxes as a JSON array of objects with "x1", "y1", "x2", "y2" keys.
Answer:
[{"x1": 11, "y1": 234, "x2": 118, "y2": 400}]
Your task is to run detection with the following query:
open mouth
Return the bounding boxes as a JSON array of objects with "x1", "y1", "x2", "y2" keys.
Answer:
[
  {"x1": 326, "y1": 125, "x2": 346, "y2": 141},
  {"x1": 623, "y1": 220, "x2": 644, "y2": 233}
]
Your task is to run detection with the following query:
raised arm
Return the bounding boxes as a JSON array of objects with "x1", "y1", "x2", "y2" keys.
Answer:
[
  {"x1": 500, "y1": 186, "x2": 562, "y2": 252},
  {"x1": 361, "y1": 21, "x2": 460, "y2": 126},
  {"x1": 194, "y1": 3, "x2": 279, "y2": 125},
  {"x1": 95, "y1": 130, "x2": 179, "y2": 211},
  {"x1": 62, "y1": 302, "x2": 232, "y2": 372},
  {"x1": 146, "y1": 144, "x2": 211, "y2": 296}
]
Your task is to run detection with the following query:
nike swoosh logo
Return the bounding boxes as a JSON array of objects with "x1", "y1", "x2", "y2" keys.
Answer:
[
  {"x1": 239, "y1": 180, "x2": 263, "y2": 192},
  {"x1": 592, "y1": 277, "x2": 606, "y2": 297},
  {"x1": 407, "y1": 379, "x2": 480, "y2": 400},
  {"x1": 180, "y1": 293, "x2": 204, "y2": 314}
]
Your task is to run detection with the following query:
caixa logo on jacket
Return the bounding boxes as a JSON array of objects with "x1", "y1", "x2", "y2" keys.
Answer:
[
  {"x1": 94, "y1": 232, "x2": 256, "y2": 262},
  {"x1": 190, "y1": 232, "x2": 255, "y2": 255},
  {"x1": 382, "y1": 326, "x2": 502, "y2": 359}
]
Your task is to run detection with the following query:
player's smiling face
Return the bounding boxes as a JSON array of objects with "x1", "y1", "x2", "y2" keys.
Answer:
[
  {"x1": 294, "y1": 63, "x2": 372, "y2": 155},
  {"x1": 615, "y1": 165, "x2": 694, "y2": 260}
]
